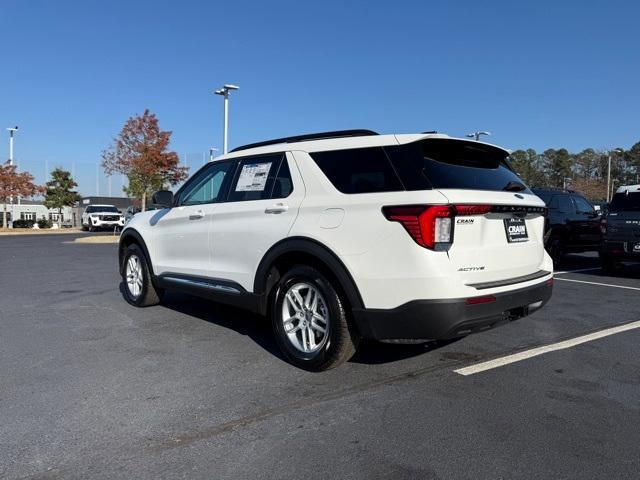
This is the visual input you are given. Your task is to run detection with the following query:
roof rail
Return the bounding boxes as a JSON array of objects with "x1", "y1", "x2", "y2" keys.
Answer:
[{"x1": 230, "y1": 129, "x2": 379, "y2": 153}]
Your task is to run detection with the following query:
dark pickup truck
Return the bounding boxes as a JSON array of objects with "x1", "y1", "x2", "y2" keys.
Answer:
[{"x1": 601, "y1": 185, "x2": 640, "y2": 273}]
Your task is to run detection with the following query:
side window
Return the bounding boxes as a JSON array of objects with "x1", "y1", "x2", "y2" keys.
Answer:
[
  {"x1": 310, "y1": 147, "x2": 404, "y2": 194},
  {"x1": 271, "y1": 157, "x2": 293, "y2": 199},
  {"x1": 557, "y1": 195, "x2": 574, "y2": 214},
  {"x1": 178, "y1": 161, "x2": 235, "y2": 206},
  {"x1": 573, "y1": 196, "x2": 594, "y2": 214},
  {"x1": 228, "y1": 154, "x2": 282, "y2": 202}
]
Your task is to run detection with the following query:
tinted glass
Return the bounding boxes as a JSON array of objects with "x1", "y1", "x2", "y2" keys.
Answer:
[
  {"x1": 533, "y1": 190, "x2": 553, "y2": 204},
  {"x1": 310, "y1": 147, "x2": 403, "y2": 194},
  {"x1": 228, "y1": 154, "x2": 282, "y2": 202},
  {"x1": 557, "y1": 195, "x2": 574, "y2": 213},
  {"x1": 572, "y1": 196, "x2": 594, "y2": 214},
  {"x1": 386, "y1": 139, "x2": 531, "y2": 193},
  {"x1": 609, "y1": 192, "x2": 640, "y2": 212},
  {"x1": 179, "y1": 161, "x2": 234, "y2": 206},
  {"x1": 86, "y1": 206, "x2": 118, "y2": 213},
  {"x1": 272, "y1": 157, "x2": 293, "y2": 199}
]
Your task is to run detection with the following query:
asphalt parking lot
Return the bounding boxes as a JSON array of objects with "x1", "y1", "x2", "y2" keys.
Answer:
[{"x1": 1, "y1": 234, "x2": 639, "y2": 479}]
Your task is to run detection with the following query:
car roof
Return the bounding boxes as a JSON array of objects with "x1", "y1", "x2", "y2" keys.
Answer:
[
  {"x1": 615, "y1": 184, "x2": 640, "y2": 193},
  {"x1": 86, "y1": 204, "x2": 117, "y2": 207},
  {"x1": 212, "y1": 132, "x2": 510, "y2": 160}
]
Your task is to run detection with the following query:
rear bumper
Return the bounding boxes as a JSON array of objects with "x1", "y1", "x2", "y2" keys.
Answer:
[
  {"x1": 601, "y1": 240, "x2": 640, "y2": 260},
  {"x1": 352, "y1": 279, "x2": 553, "y2": 341}
]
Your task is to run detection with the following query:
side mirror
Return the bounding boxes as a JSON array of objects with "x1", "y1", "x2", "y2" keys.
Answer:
[{"x1": 152, "y1": 190, "x2": 174, "y2": 208}]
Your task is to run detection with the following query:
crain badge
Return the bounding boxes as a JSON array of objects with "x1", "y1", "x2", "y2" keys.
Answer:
[{"x1": 456, "y1": 218, "x2": 474, "y2": 224}]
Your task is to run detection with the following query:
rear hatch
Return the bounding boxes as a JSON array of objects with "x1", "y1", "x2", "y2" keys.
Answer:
[
  {"x1": 386, "y1": 138, "x2": 547, "y2": 285},
  {"x1": 605, "y1": 189, "x2": 640, "y2": 247}
]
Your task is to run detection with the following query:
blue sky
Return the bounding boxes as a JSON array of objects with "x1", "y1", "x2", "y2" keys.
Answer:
[{"x1": 1, "y1": 0, "x2": 638, "y2": 196}]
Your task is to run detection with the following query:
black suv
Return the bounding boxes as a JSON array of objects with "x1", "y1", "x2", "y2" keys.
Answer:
[
  {"x1": 600, "y1": 185, "x2": 640, "y2": 273},
  {"x1": 532, "y1": 188, "x2": 601, "y2": 264}
]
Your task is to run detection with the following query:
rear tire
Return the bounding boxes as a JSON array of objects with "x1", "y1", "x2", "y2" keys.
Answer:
[
  {"x1": 271, "y1": 265, "x2": 359, "y2": 371},
  {"x1": 121, "y1": 244, "x2": 163, "y2": 307}
]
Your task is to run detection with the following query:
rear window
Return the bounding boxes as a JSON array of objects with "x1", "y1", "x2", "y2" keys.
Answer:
[
  {"x1": 385, "y1": 139, "x2": 531, "y2": 193},
  {"x1": 310, "y1": 147, "x2": 403, "y2": 194},
  {"x1": 610, "y1": 192, "x2": 640, "y2": 212}
]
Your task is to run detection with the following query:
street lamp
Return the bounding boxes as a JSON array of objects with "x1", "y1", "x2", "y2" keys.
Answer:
[
  {"x1": 6, "y1": 127, "x2": 18, "y2": 227},
  {"x1": 466, "y1": 131, "x2": 490, "y2": 141},
  {"x1": 214, "y1": 84, "x2": 239, "y2": 154},
  {"x1": 209, "y1": 147, "x2": 218, "y2": 163},
  {"x1": 606, "y1": 148, "x2": 624, "y2": 202},
  {"x1": 6, "y1": 126, "x2": 18, "y2": 165}
]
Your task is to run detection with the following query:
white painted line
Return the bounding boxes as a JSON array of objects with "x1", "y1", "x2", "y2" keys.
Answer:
[
  {"x1": 554, "y1": 268, "x2": 601, "y2": 275},
  {"x1": 455, "y1": 320, "x2": 640, "y2": 376},
  {"x1": 554, "y1": 277, "x2": 640, "y2": 291}
]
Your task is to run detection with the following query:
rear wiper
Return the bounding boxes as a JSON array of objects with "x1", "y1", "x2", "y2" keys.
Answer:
[{"x1": 502, "y1": 181, "x2": 527, "y2": 192}]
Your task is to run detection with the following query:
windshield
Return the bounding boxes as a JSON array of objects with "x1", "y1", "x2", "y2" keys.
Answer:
[
  {"x1": 87, "y1": 206, "x2": 119, "y2": 213},
  {"x1": 609, "y1": 192, "x2": 640, "y2": 212}
]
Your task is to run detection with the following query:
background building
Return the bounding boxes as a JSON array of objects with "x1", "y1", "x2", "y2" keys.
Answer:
[{"x1": 3, "y1": 196, "x2": 134, "y2": 227}]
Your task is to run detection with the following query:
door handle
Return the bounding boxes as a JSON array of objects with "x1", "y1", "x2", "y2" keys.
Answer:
[
  {"x1": 189, "y1": 210, "x2": 205, "y2": 220},
  {"x1": 265, "y1": 203, "x2": 289, "y2": 214}
]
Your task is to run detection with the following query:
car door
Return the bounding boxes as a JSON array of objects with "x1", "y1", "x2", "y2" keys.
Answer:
[
  {"x1": 552, "y1": 194, "x2": 576, "y2": 246},
  {"x1": 571, "y1": 194, "x2": 600, "y2": 246},
  {"x1": 152, "y1": 159, "x2": 237, "y2": 278},
  {"x1": 210, "y1": 152, "x2": 304, "y2": 291}
]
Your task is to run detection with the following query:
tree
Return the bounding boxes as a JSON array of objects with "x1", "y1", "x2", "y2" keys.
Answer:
[
  {"x1": 0, "y1": 162, "x2": 41, "y2": 228},
  {"x1": 101, "y1": 109, "x2": 188, "y2": 211},
  {"x1": 43, "y1": 168, "x2": 81, "y2": 228},
  {"x1": 509, "y1": 149, "x2": 547, "y2": 186}
]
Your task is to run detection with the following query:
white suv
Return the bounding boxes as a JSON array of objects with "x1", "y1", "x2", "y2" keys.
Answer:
[
  {"x1": 82, "y1": 205, "x2": 125, "y2": 231},
  {"x1": 119, "y1": 130, "x2": 553, "y2": 370}
]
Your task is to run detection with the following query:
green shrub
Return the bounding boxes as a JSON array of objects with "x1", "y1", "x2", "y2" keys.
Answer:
[
  {"x1": 37, "y1": 219, "x2": 53, "y2": 229},
  {"x1": 12, "y1": 219, "x2": 35, "y2": 228}
]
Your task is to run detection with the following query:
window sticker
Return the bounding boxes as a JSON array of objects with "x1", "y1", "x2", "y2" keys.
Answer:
[{"x1": 235, "y1": 162, "x2": 272, "y2": 191}]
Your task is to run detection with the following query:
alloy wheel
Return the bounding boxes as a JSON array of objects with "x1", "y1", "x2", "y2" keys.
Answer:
[{"x1": 281, "y1": 282, "x2": 330, "y2": 354}]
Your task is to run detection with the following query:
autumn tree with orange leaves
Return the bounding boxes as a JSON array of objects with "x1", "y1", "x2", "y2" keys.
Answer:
[
  {"x1": 0, "y1": 162, "x2": 42, "y2": 228},
  {"x1": 102, "y1": 109, "x2": 188, "y2": 211}
]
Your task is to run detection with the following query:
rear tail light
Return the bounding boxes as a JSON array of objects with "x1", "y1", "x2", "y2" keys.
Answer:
[{"x1": 382, "y1": 204, "x2": 491, "y2": 250}]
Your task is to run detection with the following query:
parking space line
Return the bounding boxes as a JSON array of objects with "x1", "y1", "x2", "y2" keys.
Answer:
[
  {"x1": 554, "y1": 268, "x2": 601, "y2": 275},
  {"x1": 454, "y1": 320, "x2": 640, "y2": 376},
  {"x1": 554, "y1": 277, "x2": 640, "y2": 291}
]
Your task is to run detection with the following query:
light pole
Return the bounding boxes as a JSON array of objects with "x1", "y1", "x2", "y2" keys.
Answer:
[
  {"x1": 7, "y1": 126, "x2": 18, "y2": 165},
  {"x1": 466, "y1": 131, "x2": 490, "y2": 141},
  {"x1": 214, "y1": 84, "x2": 239, "y2": 154},
  {"x1": 209, "y1": 147, "x2": 218, "y2": 163},
  {"x1": 606, "y1": 148, "x2": 624, "y2": 202},
  {"x1": 6, "y1": 127, "x2": 18, "y2": 227}
]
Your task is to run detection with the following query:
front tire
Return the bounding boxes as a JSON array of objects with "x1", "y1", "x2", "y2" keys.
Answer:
[
  {"x1": 121, "y1": 244, "x2": 163, "y2": 307},
  {"x1": 271, "y1": 265, "x2": 359, "y2": 371}
]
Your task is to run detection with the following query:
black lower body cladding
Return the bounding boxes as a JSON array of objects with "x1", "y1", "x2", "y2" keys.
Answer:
[{"x1": 351, "y1": 280, "x2": 553, "y2": 341}]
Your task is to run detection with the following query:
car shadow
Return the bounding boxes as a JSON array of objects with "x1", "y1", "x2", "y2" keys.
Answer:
[
  {"x1": 559, "y1": 253, "x2": 640, "y2": 279},
  {"x1": 120, "y1": 283, "x2": 449, "y2": 366}
]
